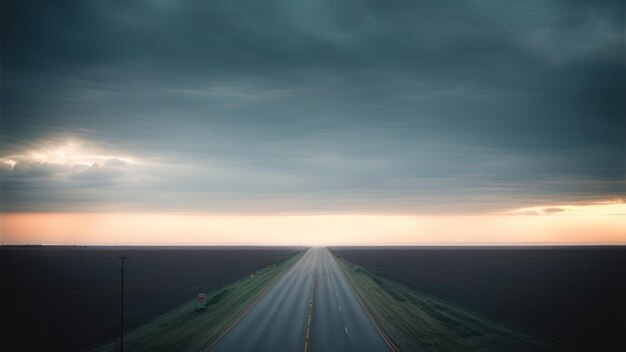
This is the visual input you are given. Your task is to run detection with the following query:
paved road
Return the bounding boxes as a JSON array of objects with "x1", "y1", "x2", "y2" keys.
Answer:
[{"x1": 210, "y1": 247, "x2": 391, "y2": 352}]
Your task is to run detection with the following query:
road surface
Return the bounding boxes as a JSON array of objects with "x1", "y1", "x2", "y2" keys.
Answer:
[{"x1": 209, "y1": 247, "x2": 391, "y2": 352}]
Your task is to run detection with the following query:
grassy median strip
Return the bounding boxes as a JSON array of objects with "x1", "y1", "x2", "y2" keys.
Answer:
[
  {"x1": 336, "y1": 257, "x2": 566, "y2": 352},
  {"x1": 93, "y1": 251, "x2": 304, "y2": 352}
]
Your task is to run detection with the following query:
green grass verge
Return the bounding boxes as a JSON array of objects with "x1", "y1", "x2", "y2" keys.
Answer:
[
  {"x1": 93, "y1": 251, "x2": 304, "y2": 352},
  {"x1": 336, "y1": 257, "x2": 567, "y2": 352}
]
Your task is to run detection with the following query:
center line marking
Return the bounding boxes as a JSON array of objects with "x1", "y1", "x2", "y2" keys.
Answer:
[{"x1": 304, "y1": 273, "x2": 317, "y2": 352}]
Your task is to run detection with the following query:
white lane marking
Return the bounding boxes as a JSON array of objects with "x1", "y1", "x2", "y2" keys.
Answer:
[{"x1": 344, "y1": 326, "x2": 348, "y2": 335}]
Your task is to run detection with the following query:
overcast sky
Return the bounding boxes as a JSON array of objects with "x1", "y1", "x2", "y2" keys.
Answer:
[{"x1": 1, "y1": 0, "x2": 624, "y2": 214}]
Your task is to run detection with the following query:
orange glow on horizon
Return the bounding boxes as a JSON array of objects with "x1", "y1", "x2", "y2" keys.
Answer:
[{"x1": 2, "y1": 206, "x2": 625, "y2": 246}]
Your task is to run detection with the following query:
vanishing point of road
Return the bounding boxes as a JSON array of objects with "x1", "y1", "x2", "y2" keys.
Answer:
[{"x1": 209, "y1": 247, "x2": 392, "y2": 352}]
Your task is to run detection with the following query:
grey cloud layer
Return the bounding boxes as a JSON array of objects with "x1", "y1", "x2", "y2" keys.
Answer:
[{"x1": 1, "y1": 0, "x2": 624, "y2": 213}]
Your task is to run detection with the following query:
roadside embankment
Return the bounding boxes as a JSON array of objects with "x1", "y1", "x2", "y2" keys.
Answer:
[
  {"x1": 335, "y1": 256, "x2": 566, "y2": 352},
  {"x1": 93, "y1": 250, "x2": 305, "y2": 352}
]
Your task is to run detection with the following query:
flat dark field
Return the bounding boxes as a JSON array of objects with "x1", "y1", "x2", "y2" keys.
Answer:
[
  {"x1": 0, "y1": 246, "x2": 301, "y2": 351},
  {"x1": 330, "y1": 246, "x2": 626, "y2": 351}
]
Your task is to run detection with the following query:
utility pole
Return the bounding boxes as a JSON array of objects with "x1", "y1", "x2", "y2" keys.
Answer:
[{"x1": 117, "y1": 256, "x2": 127, "y2": 352}]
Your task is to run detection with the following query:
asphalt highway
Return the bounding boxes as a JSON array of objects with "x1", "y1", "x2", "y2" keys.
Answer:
[{"x1": 209, "y1": 247, "x2": 391, "y2": 352}]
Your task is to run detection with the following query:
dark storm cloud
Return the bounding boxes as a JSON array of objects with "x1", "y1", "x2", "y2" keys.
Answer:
[{"x1": 1, "y1": 0, "x2": 624, "y2": 213}]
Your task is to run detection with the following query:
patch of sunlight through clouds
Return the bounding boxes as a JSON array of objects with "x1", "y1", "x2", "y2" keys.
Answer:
[{"x1": 0, "y1": 139, "x2": 136, "y2": 168}]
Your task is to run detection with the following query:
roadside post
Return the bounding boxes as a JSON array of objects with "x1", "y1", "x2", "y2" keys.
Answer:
[
  {"x1": 116, "y1": 256, "x2": 127, "y2": 352},
  {"x1": 198, "y1": 293, "x2": 206, "y2": 309}
]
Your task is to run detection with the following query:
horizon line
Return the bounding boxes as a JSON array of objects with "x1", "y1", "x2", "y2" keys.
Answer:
[{"x1": 3, "y1": 242, "x2": 626, "y2": 247}]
